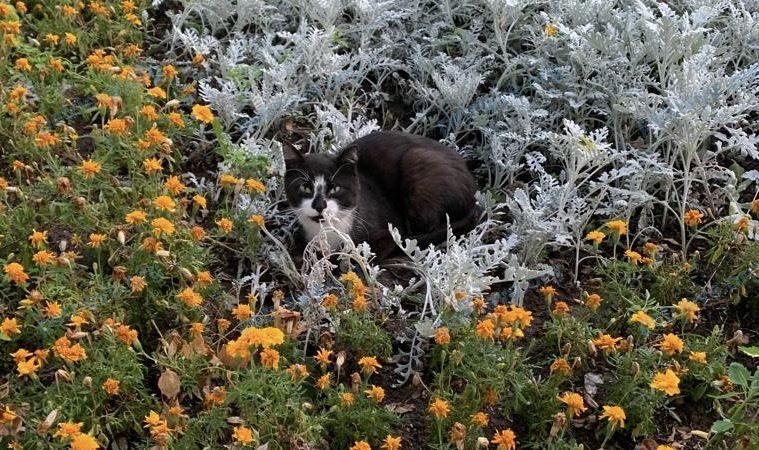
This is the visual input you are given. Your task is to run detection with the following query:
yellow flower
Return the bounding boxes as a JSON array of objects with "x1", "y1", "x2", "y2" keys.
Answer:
[
  {"x1": 64, "y1": 32, "x2": 77, "y2": 45},
  {"x1": 88, "y1": 233, "x2": 107, "y2": 248},
  {"x1": 232, "y1": 303, "x2": 253, "y2": 320},
  {"x1": 550, "y1": 357, "x2": 572, "y2": 376},
  {"x1": 352, "y1": 295, "x2": 368, "y2": 311},
  {"x1": 176, "y1": 288, "x2": 203, "y2": 308},
  {"x1": 340, "y1": 392, "x2": 355, "y2": 406},
  {"x1": 168, "y1": 112, "x2": 185, "y2": 128},
  {"x1": 593, "y1": 333, "x2": 622, "y2": 354},
  {"x1": 130, "y1": 276, "x2": 147, "y2": 292},
  {"x1": 143, "y1": 159, "x2": 163, "y2": 177},
  {"x1": 322, "y1": 293, "x2": 338, "y2": 308},
  {"x1": 33, "y1": 250, "x2": 56, "y2": 266},
  {"x1": 153, "y1": 195, "x2": 176, "y2": 211},
  {"x1": 260, "y1": 348, "x2": 280, "y2": 369},
  {"x1": 190, "y1": 225, "x2": 206, "y2": 241},
  {"x1": 689, "y1": 351, "x2": 707, "y2": 364},
  {"x1": 216, "y1": 217, "x2": 233, "y2": 234},
  {"x1": 151, "y1": 217, "x2": 175, "y2": 236},
  {"x1": 584, "y1": 293, "x2": 602, "y2": 310},
  {"x1": 585, "y1": 230, "x2": 605, "y2": 245},
  {"x1": 70, "y1": 433, "x2": 100, "y2": 450},
  {"x1": 315, "y1": 348, "x2": 332, "y2": 368},
  {"x1": 79, "y1": 160, "x2": 102, "y2": 178},
  {"x1": 3, "y1": 263, "x2": 29, "y2": 285},
  {"x1": 659, "y1": 333, "x2": 684, "y2": 356},
  {"x1": 470, "y1": 412, "x2": 489, "y2": 428},
  {"x1": 285, "y1": 363, "x2": 308, "y2": 381},
  {"x1": 364, "y1": 385, "x2": 385, "y2": 403},
  {"x1": 599, "y1": 405, "x2": 626, "y2": 429},
  {"x1": 544, "y1": 23, "x2": 558, "y2": 37},
  {"x1": 15, "y1": 58, "x2": 31, "y2": 71},
  {"x1": 675, "y1": 298, "x2": 700, "y2": 323},
  {"x1": 192, "y1": 195, "x2": 207, "y2": 209},
  {"x1": 624, "y1": 249, "x2": 642, "y2": 264},
  {"x1": 1, "y1": 317, "x2": 22, "y2": 336},
  {"x1": 539, "y1": 285, "x2": 557, "y2": 299},
  {"x1": 651, "y1": 369, "x2": 681, "y2": 396},
  {"x1": 147, "y1": 87, "x2": 167, "y2": 99},
  {"x1": 630, "y1": 310, "x2": 656, "y2": 330},
  {"x1": 428, "y1": 398, "x2": 450, "y2": 420},
  {"x1": 316, "y1": 373, "x2": 331, "y2": 390},
  {"x1": 55, "y1": 422, "x2": 84, "y2": 439},
  {"x1": 350, "y1": 441, "x2": 371, "y2": 450},
  {"x1": 475, "y1": 318, "x2": 495, "y2": 340},
  {"x1": 238, "y1": 326, "x2": 284, "y2": 348},
  {"x1": 491, "y1": 429, "x2": 517, "y2": 450},
  {"x1": 434, "y1": 327, "x2": 451, "y2": 345},
  {"x1": 115, "y1": 324, "x2": 138, "y2": 345},
  {"x1": 162, "y1": 64, "x2": 177, "y2": 79},
  {"x1": 192, "y1": 104, "x2": 214, "y2": 123},
  {"x1": 246, "y1": 178, "x2": 266, "y2": 193},
  {"x1": 140, "y1": 104, "x2": 158, "y2": 120},
  {"x1": 104, "y1": 118, "x2": 128, "y2": 135},
  {"x1": 196, "y1": 271, "x2": 213, "y2": 286},
  {"x1": 557, "y1": 392, "x2": 587, "y2": 417},
  {"x1": 358, "y1": 356, "x2": 382, "y2": 376},
  {"x1": 45, "y1": 301, "x2": 62, "y2": 318},
  {"x1": 16, "y1": 358, "x2": 39, "y2": 377},
  {"x1": 381, "y1": 435, "x2": 402, "y2": 450},
  {"x1": 232, "y1": 426, "x2": 255, "y2": 445},
  {"x1": 219, "y1": 173, "x2": 240, "y2": 187},
  {"x1": 684, "y1": 209, "x2": 704, "y2": 227},
  {"x1": 249, "y1": 214, "x2": 265, "y2": 228},
  {"x1": 102, "y1": 378, "x2": 120, "y2": 395},
  {"x1": 643, "y1": 242, "x2": 658, "y2": 256},
  {"x1": 125, "y1": 210, "x2": 147, "y2": 224},
  {"x1": 605, "y1": 220, "x2": 628, "y2": 235},
  {"x1": 552, "y1": 301, "x2": 570, "y2": 316},
  {"x1": 656, "y1": 447, "x2": 675, "y2": 450}
]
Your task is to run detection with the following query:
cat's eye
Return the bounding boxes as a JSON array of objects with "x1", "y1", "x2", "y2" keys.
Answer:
[
  {"x1": 298, "y1": 184, "x2": 312, "y2": 195},
  {"x1": 328, "y1": 186, "x2": 342, "y2": 195}
]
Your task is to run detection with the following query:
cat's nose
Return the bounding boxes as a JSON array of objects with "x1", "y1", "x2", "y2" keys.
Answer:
[{"x1": 312, "y1": 195, "x2": 326, "y2": 213}]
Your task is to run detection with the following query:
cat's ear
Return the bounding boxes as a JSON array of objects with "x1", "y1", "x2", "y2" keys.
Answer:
[
  {"x1": 282, "y1": 143, "x2": 304, "y2": 165},
  {"x1": 337, "y1": 144, "x2": 358, "y2": 166}
]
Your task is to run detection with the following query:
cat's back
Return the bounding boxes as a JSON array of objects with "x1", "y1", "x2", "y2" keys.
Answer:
[{"x1": 351, "y1": 131, "x2": 477, "y2": 234}]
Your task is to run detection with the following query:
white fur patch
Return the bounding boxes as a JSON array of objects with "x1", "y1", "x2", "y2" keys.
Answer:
[{"x1": 295, "y1": 175, "x2": 355, "y2": 248}]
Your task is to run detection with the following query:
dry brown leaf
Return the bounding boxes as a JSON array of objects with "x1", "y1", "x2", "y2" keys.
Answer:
[
  {"x1": 36, "y1": 409, "x2": 58, "y2": 435},
  {"x1": 158, "y1": 369, "x2": 181, "y2": 400}
]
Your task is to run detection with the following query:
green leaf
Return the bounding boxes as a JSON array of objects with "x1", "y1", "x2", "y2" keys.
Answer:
[
  {"x1": 728, "y1": 362, "x2": 750, "y2": 387},
  {"x1": 739, "y1": 346, "x2": 759, "y2": 358},
  {"x1": 710, "y1": 419, "x2": 734, "y2": 434}
]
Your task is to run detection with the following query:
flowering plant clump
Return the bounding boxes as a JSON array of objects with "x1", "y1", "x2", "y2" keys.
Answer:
[{"x1": 1, "y1": 0, "x2": 757, "y2": 449}]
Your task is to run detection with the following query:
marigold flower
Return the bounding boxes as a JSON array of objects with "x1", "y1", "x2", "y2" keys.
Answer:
[
  {"x1": 656, "y1": 446, "x2": 675, "y2": 450},
  {"x1": 33, "y1": 250, "x2": 56, "y2": 266},
  {"x1": 599, "y1": 405, "x2": 626, "y2": 429},
  {"x1": 475, "y1": 318, "x2": 495, "y2": 340},
  {"x1": 381, "y1": 435, "x2": 401, "y2": 450},
  {"x1": 44, "y1": 301, "x2": 62, "y2": 318},
  {"x1": 3, "y1": 262, "x2": 29, "y2": 285},
  {"x1": 736, "y1": 215, "x2": 750, "y2": 233},
  {"x1": 246, "y1": 178, "x2": 266, "y2": 193},
  {"x1": 322, "y1": 293, "x2": 338, "y2": 308},
  {"x1": 352, "y1": 295, "x2": 368, "y2": 311},
  {"x1": 593, "y1": 333, "x2": 622, "y2": 354},
  {"x1": 584, "y1": 293, "x2": 602, "y2": 310},
  {"x1": 192, "y1": 104, "x2": 214, "y2": 123},
  {"x1": 434, "y1": 326, "x2": 450, "y2": 345},
  {"x1": 126, "y1": 210, "x2": 148, "y2": 224},
  {"x1": 71, "y1": 433, "x2": 100, "y2": 450},
  {"x1": 153, "y1": 195, "x2": 176, "y2": 211},
  {"x1": 190, "y1": 225, "x2": 206, "y2": 241},
  {"x1": 238, "y1": 326, "x2": 284, "y2": 348},
  {"x1": 550, "y1": 357, "x2": 572, "y2": 376},
  {"x1": 192, "y1": 195, "x2": 207, "y2": 209},
  {"x1": 557, "y1": 392, "x2": 587, "y2": 417},
  {"x1": 585, "y1": 230, "x2": 605, "y2": 245},
  {"x1": 644, "y1": 242, "x2": 658, "y2": 256},
  {"x1": 15, "y1": 58, "x2": 31, "y2": 71},
  {"x1": 651, "y1": 369, "x2": 680, "y2": 396},
  {"x1": 88, "y1": 233, "x2": 107, "y2": 248},
  {"x1": 350, "y1": 441, "x2": 371, "y2": 450},
  {"x1": 102, "y1": 378, "x2": 120, "y2": 395},
  {"x1": 232, "y1": 426, "x2": 255, "y2": 445},
  {"x1": 340, "y1": 391, "x2": 355, "y2": 406},
  {"x1": 1, "y1": 317, "x2": 21, "y2": 336},
  {"x1": 176, "y1": 287, "x2": 203, "y2": 308},
  {"x1": 286, "y1": 363, "x2": 309, "y2": 381},
  {"x1": 145, "y1": 125, "x2": 168, "y2": 145},
  {"x1": 659, "y1": 333, "x2": 684, "y2": 356},
  {"x1": 196, "y1": 271, "x2": 213, "y2": 286},
  {"x1": 689, "y1": 351, "x2": 707, "y2": 364},
  {"x1": 232, "y1": 303, "x2": 253, "y2": 321},
  {"x1": 675, "y1": 298, "x2": 699, "y2": 323},
  {"x1": 16, "y1": 358, "x2": 39, "y2": 377},
  {"x1": 553, "y1": 301, "x2": 570, "y2": 316},
  {"x1": 248, "y1": 214, "x2": 265, "y2": 228},
  {"x1": 55, "y1": 421, "x2": 84, "y2": 439},
  {"x1": 470, "y1": 411, "x2": 489, "y2": 428},
  {"x1": 168, "y1": 112, "x2": 185, "y2": 128},
  {"x1": 624, "y1": 249, "x2": 642, "y2": 264},
  {"x1": 216, "y1": 217, "x2": 233, "y2": 234},
  {"x1": 115, "y1": 324, "x2": 138, "y2": 345},
  {"x1": 1, "y1": 406, "x2": 17, "y2": 423},
  {"x1": 491, "y1": 429, "x2": 517, "y2": 450},
  {"x1": 315, "y1": 348, "x2": 332, "y2": 368},
  {"x1": 544, "y1": 23, "x2": 558, "y2": 37},
  {"x1": 260, "y1": 348, "x2": 280, "y2": 369},
  {"x1": 365, "y1": 385, "x2": 385, "y2": 403},
  {"x1": 539, "y1": 285, "x2": 557, "y2": 299},
  {"x1": 358, "y1": 356, "x2": 382, "y2": 376},
  {"x1": 316, "y1": 373, "x2": 331, "y2": 390},
  {"x1": 630, "y1": 310, "x2": 655, "y2": 329},
  {"x1": 52, "y1": 336, "x2": 87, "y2": 362},
  {"x1": 103, "y1": 118, "x2": 128, "y2": 135},
  {"x1": 147, "y1": 86, "x2": 167, "y2": 99},
  {"x1": 684, "y1": 209, "x2": 704, "y2": 227},
  {"x1": 130, "y1": 275, "x2": 147, "y2": 293},
  {"x1": 428, "y1": 398, "x2": 450, "y2": 419},
  {"x1": 605, "y1": 219, "x2": 628, "y2": 235}
]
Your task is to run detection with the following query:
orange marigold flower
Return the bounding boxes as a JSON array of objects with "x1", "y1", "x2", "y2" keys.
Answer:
[
  {"x1": 285, "y1": 363, "x2": 309, "y2": 381},
  {"x1": 605, "y1": 219, "x2": 628, "y2": 235},
  {"x1": 624, "y1": 249, "x2": 642, "y2": 264},
  {"x1": 550, "y1": 357, "x2": 572, "y2": 376},
  {"x1": 125, "y1": 210, "x2": 147, "y2": 224},
  {"x1": 140, "y1": 105, "x2": 158, "y2": 120},
  {"x1": 352, "y1": 295, "x2": 368, "y2": 312},
  {"x1": 130, "y1": 275, "x2": 147, "y2": 293},
  {"x1": 176, "y1": 287, "x2": 203, "y2": 308},
  {"x1": 684, "y1": 209, "x2": 704, "y2": 227},
  {"x1": 88, "y1": 233, "x2": 107, "y2": 248},
  {"x1": 364, "y1": 385, "x2": 385, "y2": 403},
  {"x1": 190, "y1": 225, "x2": 206, "y2": 241},
  {"x1": 491, "y1": 428, "x2": 517, "y2": 450},
  {"x1": 659, "y1": 333, "x2": 684, "y2": 356},
  {"x1": 358, "y1": 356, "x2": 382, "y2": 376},
  {"x1": 470, "y1": 412, "x2": 489, "y2": 428},
  {"x1": 28, "y1": 229, "x2": 48, "y2": 248},
  {"x1": 689, "y1": 351, "x2": 707, "y2": 364},
  {"x1": 552, "y1": 301, "x2": 570, "y2": 316},
  {"x1": 316, "y1": 373, "x2": 331, "y2": 390},
  {"x1": 102, "y1": 378, "x2": 120, "y2": 395},
  {"x1": 340, "y1": 392, "x2": 355, "y2": 406},
  {"x1": 434, "y1": 327, "x2": 451, "y2": 345},
  {"x1": 4, "y1": 262, "x2": 29, "y2": 285},
  {"x1": 539, "y1": 285, "x2": 557, "y2": 299},
  {"x1": 675, "y1": 298, "x2": 700, "y2": 323},
  {"x1": 79, "y1": 160, "x2": 102, "y2": 178},
  {"x1": 232, "y1": 426, "x2": 255, "y2": 445},
  {"x1": 246, "y1": 178, "x2": 266, "y2": 193},
  {"x1": 350, "y1": 441, "x2": 371, "y2": 450},
  {"x1": 168, "y1": 112, "x2": 185, "y2": 128},
  {"x1": 192, "y1": 104, "x2": 214, "y2": 123},
  {"x1": 557, "y1": 392, "x2": 587, "y2": 417},
  {"x1": 32, "y1": 250, "x2": 55, "y2": 266},
  {"x1": 192, "y1": 194, "x2": 207, "y2": 209},
  {"x1": 232, "y1": 303, "x2": 253, "y2": 321},
  {"x1": 249, "y1": 214, "x2": 265, "y2": 228},
  {"x1": 15, "y1": 58, "x2": 31, "y2": 71},
  {"x1": 151, "y1": 217, "x2": 175, "y2": 236},
  {"x1": 44, "y1": 301, "x2": 62, "y2": 318},
  {"x1": 153, "y1": 195, "x2": 176, "y2": 211},
  {"x1": 196, "y1": 271, "x2": 213, "y2": 286},
  {"x1": 315, "y1": 348, "x2": 332, "y2": 368},
  {"x1": 322, "y1": 293, "x2": 338, "y2": 308},
  {"x1": 216, "y1": 217, "x2": 233, "y2": 234},
  {"x1": 475, "y1": 318, "x2": 495, "y2": 340},
  {"x1": 260, "y1": 348, "x2": 280, "y2": 369},
  {"x1": 585, "y1": 293, "x2": 602, "y2": 310},
  {"x1": 544, "y1": 22, "x2": 558, "y2": 37},
  {"x1": 428, "y1": 398, "x2": 450, "y2": 420},
  {"x1": 593, "y1": 333, "x2": 622, "y2": 354},
  {"x1": 630, "y1": 310, "x2": 656, "y2": 329},
  {"x1": 55, "y1": 421, "x2": 84, "y2": 438},
  {"x1": 1, "y1": 317, "x2": 21, "y2": 336},
  {"x1": 599, "y1": 405, "x2": 626, "y2": 429},
  {"x1": 650, "y1": 369, "x2": 681, "y2": 396},
  {"x1": 115, "y1": 324, "x2": 138, "y2": 345},
  {"x1": 147, "y1": 87, "x2": 167, "y2": 99},
  {"x1": 381, "y1": 435, "x2": 401, "y2": 450},
  {"x1": 103, "y1": 118, "x2": 128, "y2": 135}
]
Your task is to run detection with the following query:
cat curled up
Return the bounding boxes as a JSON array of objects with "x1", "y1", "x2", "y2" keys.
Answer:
[{"x1": 284, "y1": 131, "x2": 479, "y2": 260}]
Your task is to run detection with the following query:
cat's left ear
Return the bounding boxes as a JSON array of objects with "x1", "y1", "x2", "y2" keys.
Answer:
[{"x1": 337, "y1": 144, "x2": 358, "y2": 166}]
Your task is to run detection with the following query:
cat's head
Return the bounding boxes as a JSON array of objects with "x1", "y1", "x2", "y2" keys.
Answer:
[{"x1": 283, "y1": 145, "x2": 359, "y2": 224}]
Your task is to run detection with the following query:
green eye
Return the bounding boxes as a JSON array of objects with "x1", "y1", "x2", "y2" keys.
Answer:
[
  {"x1": 299, "y1": 184, "x2": 312, "y2": 195},
  {"x1": 329, "y1": 186, "x2": 341, "y2": 194}
]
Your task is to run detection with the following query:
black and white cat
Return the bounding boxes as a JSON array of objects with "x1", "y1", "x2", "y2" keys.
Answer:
[{"x1": 283, "y1": 131, "x2": 478, "y2": 258}]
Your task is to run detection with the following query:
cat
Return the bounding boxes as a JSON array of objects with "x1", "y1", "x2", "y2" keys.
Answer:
[{"x1": 283, "y1": 130, "x2": 479, "y2": 259}]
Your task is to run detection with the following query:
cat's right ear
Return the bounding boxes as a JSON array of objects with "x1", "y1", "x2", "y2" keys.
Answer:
[{"x1": 282, "y1": 143, "x2": 304, "y2": 166}]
